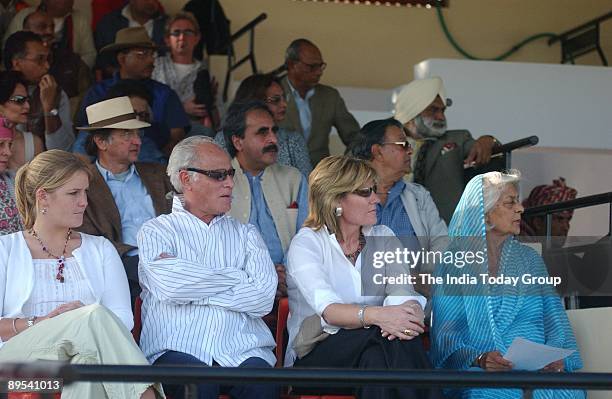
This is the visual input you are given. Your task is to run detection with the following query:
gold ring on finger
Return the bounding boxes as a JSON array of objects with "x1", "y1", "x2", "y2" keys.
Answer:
[{"x1": 403, "y1": 329, "x2": 412, "y2": 336}]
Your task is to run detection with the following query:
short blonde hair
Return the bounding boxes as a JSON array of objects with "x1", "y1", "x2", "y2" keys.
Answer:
[
  {"x1": 304, "y1": 156, "x2": 377, "y2": 241},
  {"x1": 15, "y1": 150, "x2": 91, "y2": 230}
]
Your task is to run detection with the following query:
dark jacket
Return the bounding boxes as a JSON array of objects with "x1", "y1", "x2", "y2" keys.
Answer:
[{"x1": 79, "y1": 162, "x2": 173, "y2": 257}]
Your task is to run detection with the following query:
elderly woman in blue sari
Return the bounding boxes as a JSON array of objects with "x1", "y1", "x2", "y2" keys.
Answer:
[{"x1": 430, "y1": 170, "x2": 584, "y2": 399}]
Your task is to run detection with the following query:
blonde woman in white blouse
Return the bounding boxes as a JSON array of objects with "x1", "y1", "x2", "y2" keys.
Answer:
[
  {"x1": 0, "y1": 150, "x2": 163, "y2": 399},
  {"x1": 286, "y1": 156, "x2": 442, "y2": 399}
]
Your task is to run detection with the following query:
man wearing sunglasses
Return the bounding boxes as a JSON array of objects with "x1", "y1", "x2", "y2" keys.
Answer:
[
  {"x1": 76, "y1": 96, "x2": 172, "y2": 307},
  {"x1": 138, "y1": 136, "x2": 279, "y2": 399},
  {"x1": 394, "y1": 77, "x2": 499, "y2": 224},
  {"x1": 3, "y1": 30, "x2": 74, "y2": 152},
  {"x1": 224, "y1": 100, "x2": 308, "y2": 313},
  {"x1": 351, "y1": 118, "x2": 448, "y2": 298},
  {"x1": 281, "y1": 38, "x2": 360, "y2": 167}
]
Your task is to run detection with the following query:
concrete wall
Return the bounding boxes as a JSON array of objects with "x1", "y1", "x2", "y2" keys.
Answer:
[{"x1": 64, "y1": 0, "x2": 612, "y2": 89}]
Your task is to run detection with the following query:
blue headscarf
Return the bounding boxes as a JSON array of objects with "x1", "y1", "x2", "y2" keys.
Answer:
[{"x1": 430, "y1": 173, "x2": 584, "y2": 399}]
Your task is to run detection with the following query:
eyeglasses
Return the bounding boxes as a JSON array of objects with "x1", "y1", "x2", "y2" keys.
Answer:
[
  {"x1": 127, "y1": 49, "x2": 156, "y2": 59},
  {"x1": 298, "y1": 60, "x2": 327, "y2": 72},
  {"x1": 185, "y1": 167, "x2": 236, "y2": 181},
  {"x1": 135, "y1": 111, "x2": 151, "y2": 122},
  {"x1": 264, "y1": 95, "x2": 285, "y2": 105},
  {"x1": 8, "y1": 95, "x2": 30, "y2": 105},
  {"x1": 20, "y1": 54, "x2": 52, "y2": 66},
  {"x1": 169, "y1": 29, "x2": 197, "y2": 37},
  {"x1": 381, "y1": 140, "x2": 412, "y2": 150},
  {"x1": 352, "y1": 185, "x2": 377, "y2": 198},
  {"x1": 114, "y1": 130, "x2": 144, "y2": 140}
]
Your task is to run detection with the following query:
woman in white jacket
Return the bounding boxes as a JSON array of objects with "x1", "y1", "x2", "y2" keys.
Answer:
[
  {"x1": 286, "y1": 156, "x2": 442, "y2": 399},
  {"x1": 0, "y1": 149, "x2": 163, "y2": 398}
]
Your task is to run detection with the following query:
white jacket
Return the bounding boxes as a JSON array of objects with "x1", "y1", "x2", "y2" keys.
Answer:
[{"x1": 0, "y1": 232, "x2": 132, "y2": 347}]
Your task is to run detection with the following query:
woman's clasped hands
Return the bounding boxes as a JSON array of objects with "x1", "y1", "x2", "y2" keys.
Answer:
[{"x1": 377, "y1": 301, "x2": 425, "y2": 341}]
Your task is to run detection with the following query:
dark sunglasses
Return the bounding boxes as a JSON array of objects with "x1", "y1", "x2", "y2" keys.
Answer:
[
  {"x1": 264, "y1": 95, "x2": 284, "y2": 105},
  {"x1": 381, "y1": 140, "x2": 412, "y2": 150},
  {"x1": 186, "y1": 167, "x2": 236, "y2": 181},
  {"x1": 352, "y1": 185, "x2": 377, "y2": 198},
  {"x1": 8, "y1": 95, "x2": 30, "y2": 105}
]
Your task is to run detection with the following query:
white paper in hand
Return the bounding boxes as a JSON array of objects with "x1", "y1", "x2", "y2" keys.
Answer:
[{"x1": 504, "y1": 337, "x2": 575, "y2": 371}]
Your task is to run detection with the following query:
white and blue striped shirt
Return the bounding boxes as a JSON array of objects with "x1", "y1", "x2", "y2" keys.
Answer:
[{"x1": 137, "y1": 196, "x2": 277, "y2": 367}]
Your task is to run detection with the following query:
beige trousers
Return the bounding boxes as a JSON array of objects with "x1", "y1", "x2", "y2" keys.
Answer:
[{"x1": 0, "y1": 304, "x2": 164, "y2": 399}]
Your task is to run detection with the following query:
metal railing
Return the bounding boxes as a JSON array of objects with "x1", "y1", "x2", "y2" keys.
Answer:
[
  {"x1": 2, "y1": 363, "x2": 612, "y2": 399},
  {"x1": 523, "y1": 191, "x2": 612, "y2": 238},
  {"x1": 522, "y1": 191, "x2": 612, "y2": 309},
  {"x1": 491, "y1": 135, "x2": 539, "y2": 170},
  {"x1": 548, "y1": 10, "x2": 612, "y2": 66},
  {"x1": 222, "y1": 13, "x2": 268, "y2": 102}
]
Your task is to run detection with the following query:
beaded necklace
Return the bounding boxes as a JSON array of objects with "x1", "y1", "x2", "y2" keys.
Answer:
[
  {"x1": 344, "y1": 232, "x2": 366, "y2": 265},
  {"x1": 29, "y1": 228, "x2": 72, "y2": 283}
]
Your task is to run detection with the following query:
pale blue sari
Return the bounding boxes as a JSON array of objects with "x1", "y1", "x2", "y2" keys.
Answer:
[{"x1": 430, "y1": 174, "x2": 584, "y2": 399}]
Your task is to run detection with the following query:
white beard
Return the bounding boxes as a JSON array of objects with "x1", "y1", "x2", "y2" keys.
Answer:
[{"x1": 415, "y1": 115, "x2": 447, "y2": 138}]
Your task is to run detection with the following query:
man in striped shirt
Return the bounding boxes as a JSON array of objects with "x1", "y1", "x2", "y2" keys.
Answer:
[{"x1": 137, "y1": 136, "x2": 279, "y2": 399}]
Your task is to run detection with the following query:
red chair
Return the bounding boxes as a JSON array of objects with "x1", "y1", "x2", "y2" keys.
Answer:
[{"x1": 132, "y1": 296, "x2": 143, "y2": 344}]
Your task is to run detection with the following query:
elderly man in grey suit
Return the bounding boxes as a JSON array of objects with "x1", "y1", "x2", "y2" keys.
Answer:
[
  {"x1": 280, "y1": 38, "x2": 360, "y2": 167},
  {"x1": 394, "y1": 77, "x2": 498, "y2": 224}
]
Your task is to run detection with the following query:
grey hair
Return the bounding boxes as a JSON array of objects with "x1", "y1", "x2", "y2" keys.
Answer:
[
  {"x1": 482, "y1": 169, "x2": 521, "y2": 214},
  {"x1": 285, "y1": 38, "x2": 316, "y2": 63},
  {"x1": 166, "y1": 136, "x2": 221, "y2": 193}
]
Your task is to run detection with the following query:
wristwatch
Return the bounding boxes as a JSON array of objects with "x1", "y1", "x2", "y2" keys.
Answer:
[
  {"x1": 26, "y1": 315, "x2": 37, "y2": 328},
  {"x1": 44, "y1": 108, "x2": 59, "y2": 117}
]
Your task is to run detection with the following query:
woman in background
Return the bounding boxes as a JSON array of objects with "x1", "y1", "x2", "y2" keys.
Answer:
[
  {"x1": 0, "y1": 71, "x2": 43, "y2": 171},
  {"x1": 216, "y1": 73, "x2": 312, "y2": 176},
  {"x1": 0, "y1": 115, "x2": 22, "y2": 235}
]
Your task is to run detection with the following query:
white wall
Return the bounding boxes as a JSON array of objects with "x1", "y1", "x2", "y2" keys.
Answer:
[
  {"x1": 409, "y1": 59, "x2": 612, "y2": 237},
  {"x1": 412, "y1": 58, "x2": 612, "y2": 150}
]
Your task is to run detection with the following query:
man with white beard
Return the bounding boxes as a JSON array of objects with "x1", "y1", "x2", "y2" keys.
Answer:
[{"x1": 394, "y1": 77, "x2": 498, "y2": 223}]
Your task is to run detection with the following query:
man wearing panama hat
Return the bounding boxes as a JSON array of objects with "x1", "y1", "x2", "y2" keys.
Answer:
[
  {"x1": 394, "y1": 76, "x2": 499, "y2": 223},
  {"x1": 77, "y1": 96, "x2": 173, "y2": 306},
  {"x1": 76, "y1": 27, "x2": 189, "y2": 158}
]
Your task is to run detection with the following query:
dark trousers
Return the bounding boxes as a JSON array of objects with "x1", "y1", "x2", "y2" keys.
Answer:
[
  {"x1": 122, "y1": 255, "x2": 141, "y2": 310},
  {"x1": 154, "y1": 350, "x2": 279, "y2": 399},
  {"x1": 294, "y1": 327, "x2": 444, "y2": 399}
]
